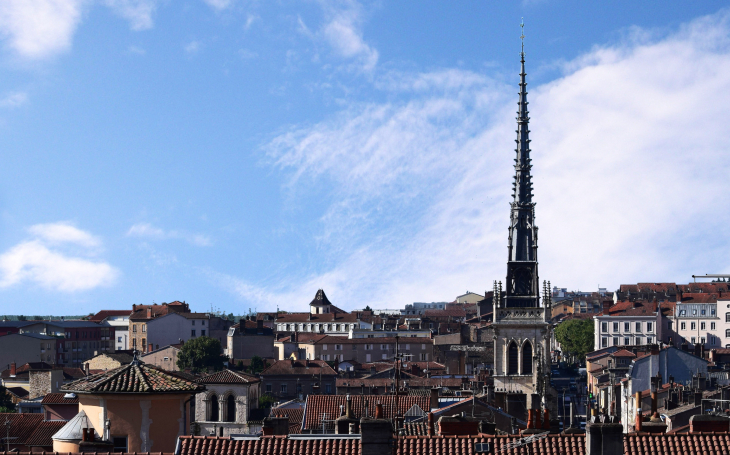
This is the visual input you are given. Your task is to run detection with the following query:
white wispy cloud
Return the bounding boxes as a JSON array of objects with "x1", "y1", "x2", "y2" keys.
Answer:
[
  {"x1": 184, "y1": 40, "x2": 201, "y2": 54},
  {"x1": 0, "y1": 222, "x2": 118, "y2": 292},
  {"x1": 127, "y1": 223, "x2": 212, "y2": 247},
  {"x1": 0, "y1": 0, "x2": 86, "y2": 59},
  {"x1": 202, "y1": 0, "x2": 234, "y2": 10},
  {"x1": 102, "y1": 0, "x2": 159, "y2": 31},
  {"x1": 227, "y1": 10, "x2": 730, "y2": 311},
  {"x1": 0, "y1": 91, "x2": 28, "y2": 108}
]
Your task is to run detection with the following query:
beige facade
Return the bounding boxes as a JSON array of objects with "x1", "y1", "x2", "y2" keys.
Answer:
[
  {"x1": 297, "y1": 336, "x2": 434, "y2": 364},
  {"x1": 141, "y1": 345, "x2": 181, "y2": 371},
  {"x1": 194, "y1": 382, "x2": 261, "y2": 436}
]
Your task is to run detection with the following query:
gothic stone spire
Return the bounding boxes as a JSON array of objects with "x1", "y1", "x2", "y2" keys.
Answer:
[{"x1": 504, "y1": 22, "x2": 540, "y2": 308}]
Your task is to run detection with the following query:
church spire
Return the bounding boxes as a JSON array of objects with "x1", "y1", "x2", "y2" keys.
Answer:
[{"x1": 504, "y1": 20, "x2": 540, "y2": 308}]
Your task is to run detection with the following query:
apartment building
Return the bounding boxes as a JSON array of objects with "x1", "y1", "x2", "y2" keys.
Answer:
[
  {"x1": 299, "y1": 335, "x2": 434, "y2": 363},
  {"x1": 128, "y1": 301, "x2": 189, "y2": 352},
  {"x1": 89, "y1": 310, "x2": 131, "y2": 350},
  {"x1": 594, "y1": 300, "x2": 661, "y2": 349},
  {"x1": 146, "y1": 312, "x2": 231, "y2": 353},
  {"x1": 673, "y1": 294, "x2": 721, "y2": 348},
  {"x1": 17, "y1": 320, "x2": 115, "y2": 366}
]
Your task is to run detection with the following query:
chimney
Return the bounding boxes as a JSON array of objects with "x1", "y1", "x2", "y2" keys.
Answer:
[
  {"x1": 586, "y1": 417, "x2": 623, "y2": 455},
  {"x1": 690, "y1": 414, "x2": 730, "y2": 433},
  {"x1": 147, "y1": 308, "x2": 152, "y2": 319},
  {"x1": 427, "y1": 412, "x2": 435, "y2": 436},
  {"x1": 360, "y1": 414, "x2": 392, "y2": 455},
  {"x1": 10, "y1": 362, "x2": 16, "y2": 377},
  {"x1": 430, "y1": 388, "x2": 439, "y2": 410},
  {"x1": 133, "y1": 304, "x2": 137, "y2": 312},
  {"x1": 84, "y1": 362, "x2": 89, "y2": 376},
  {"x1": 543, "y1": 408, "x2": 550, "y2": 430},
  {"x1": 694, "y1": 391, "x2": 703, "y2": 406},
  {"x1": 634, "y1": 392, "x2": 642, "y2": 432},
  {"x1": 257, "y1": 319, "x2": 264, "y2": 334},
  {"x1": 602, "y1": 301, "x2": 611, "y2": 315},
  {"x1": 262, "y1": 416, "x2": 289, "y2": 435}
]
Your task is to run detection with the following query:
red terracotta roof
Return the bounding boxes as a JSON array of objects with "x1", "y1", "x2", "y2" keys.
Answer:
[
  {"x1": 0, "y1": 413, "x2": 44, "y2": 445},
  {"x1": 24, "y1": 420, "x2": 68, "y2": 447},
  {"x1": 303, "y1": 395, "x2": 431, "y2": 431},
  {"x1": 62, "y1": 362, "x2": 203, "y2": 394},
  {"x1": 41, "y1": 392, "x2": 79, "y2": 404},
  {"x1": 88, "y1": 310, "x2": 131, "y2": 322},
  {"x1": 270, "y1": 408, "x2": 304, "y2": 425},
  {"x1": 198, "y1": 369, "x2": 260, "y2": 384},
  {"x1": 337, "y1": 377, "x2": 463, "y2": 388},
  {"x1": 597, "y1": 300, "x2": 658, "y2": 317},
  {"x1": 424, "y1": 308, "x2": 466, "y2": 318},
  {"x1": 611, "y1": 349, "x2": 637, "y2": 358},
  {"x1": 396, "y1": 434, "x2": 586, "y2": 455},
  {"x1": 177, "y1": 435, "x2": 360, "y2": 455},
  {"x1": 260, "y1": 360, "x2": 337, "y2": 376},
  {"x1": 624, "y1": 433, "x2": 730, "y2": 454}
]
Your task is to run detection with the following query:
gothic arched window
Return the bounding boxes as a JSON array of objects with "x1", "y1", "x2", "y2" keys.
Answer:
[
  {"x1": 522, "y1": 342, "x2": 533, "y2": 375},
  {"x1": 209, "y1": 394, "x2": 219, "y2": 422},
  {"x1": 226, "y1": 395, "x2": 236, "y2": 422},
  {"x1": 507, "y1": 342, "x2": 518, "y2": 375}
]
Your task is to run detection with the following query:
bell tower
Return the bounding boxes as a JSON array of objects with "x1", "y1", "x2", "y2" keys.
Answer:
[{"x1": 492, "y1": 22, "x2": 553, "y2": 420}]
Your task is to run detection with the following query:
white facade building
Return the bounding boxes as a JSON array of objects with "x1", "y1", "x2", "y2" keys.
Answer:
[{"x1": 594, "y1": 301, "x2": 661, "y2": 349}]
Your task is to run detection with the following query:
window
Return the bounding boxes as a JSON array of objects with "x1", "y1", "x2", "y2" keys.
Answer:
[
  {"x1": 192, "y1": 320, "x2": 195, "y2": 326},
  {"x1": 635, "y1": 337, "x2": 643, "y2": 345},
  {"x1": 647, "y1": 322, "x2": 653, "y2": 333},
  {"x1": 382, "y1": 354, "x2": 388, "y2": 360},
  {"x1": 712, "y1": 323, "x2": 716, "y2": 330},
  {"x1": 281, "y1": 384, "x2": 287, "y2": 394},
  {"x1": 420, "y1": 353, "x2": 429, "y2": 361},
  {"x1": 712, "y1": 309, "x2": 716, "y2": 316},
  {"x1": 266, "y1": 384, "x2": 272, "y2": 393},
  {"x1": 209, "y1": 394, "x2": 219, "y2": 421},
  {"x1": 635, "y1": 322, "x2": 641, "y2": 332},
  {"x1": 201, "y1": 330, "x2": 206, "y2": 336},
  {"x1": 323, "y1": 344, "x2": 328, "y2": 350},
  {"x1": 701, "y1": 309, "x2": 707, "y2": 316},
  {"x1": 701, "y1": 322, "x2": 706, "y2": 330},
  {"x1": 602, "y1": 337, "x2": 608, "y2": 348},
  {"x1": 691, "y1": 337, "x2": 696, "y2": 344},
  {"x1": 693, "y1": 310, "x2": 697, "y2": 315},
  {"x1": 601, "y1": 322, "x2": 608, "y2": 333},
  {"x1": 726, "y1": 313, "x2": 730, "y2": 323},
  {"x1": 691, "y1": 322, "x2": 696, "y2": 330},
  {"x1": 117, "y1": 337, "x2": 122, "y2": 342},
  {"x1": 325, "y1": 384, "x2": 332, "y2": 394},
  {"x1": 381, "y1": 344, "x2": 388, "y2": 350},
  {"x1": 701, "y1": 337, "x2": 706, "y2": 344},
  {"x1": 421, "y1": 344, "x2": 426, "y2": 350},
  {"x1": 613, "y1": 337, "x2": 619, "y2": 346},
  {"x1": 365, "y1": 344, "x2": 373, "y2": 350},
  {"x1": 624, "y1": 337, "x2": 630, "y2": 345},
  {"x1": 681, "y1": 322, "x2": 686, "y2": 330},
  {"x1": 507, "y1": 342, "x2": 518, "y2": 375},
  {"x1": 191, "y1": 330, "x2": 196, "y2": 337},
  {"x1": 726, "y1": 329, "x2": 730, "y2": 338},
  {"x1": 142, "y1": 324, "x2": 146, "y2": 333},
  {"x1": 613, "y1": 322, "x2": 619, "y2": 332},
  {"x1": 112, "y1": 436, "x2": 128, "y2": 453},
  {"x1": 405, "y1": 344, "x2": 410, "y2": 351},
  {"x1": 680, "y1": 310, "x2": 686, "y2": 316},
  {"x1": 335, "y1": 344, "x2": 342, "y2": 350},
  {"x1": 366, "y1": 354, "x2": 371, "y2": 362},
  {"x1": 522, "y1": 342, "x2": 533, "y2": 375},
  {"x1": 133, "y1": 325, "x2": 137, "y2": 333},
  {"x1": 646, "y1": 337, "x2": 653, "y2": 344},
  {"x1": 202, "y1": 320, "x2": 205, "y2": 326},
  {"x1": 624, "y1": 322, "x2": 630, "y2": 332}
]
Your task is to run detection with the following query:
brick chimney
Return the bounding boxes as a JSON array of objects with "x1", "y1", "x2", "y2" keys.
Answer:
[
  {"x1": 257, "y1": 319, "x2": 264, "y2": 334},
  {"x1": 690, "y1": 414, "x2": 730, "y2": 433},
  {"x1": 602, "y1": 301, "x2": 611, "y2": 315},
  {"x1": 147, "y1": 308, "x2": 152, "y2": 318},
  {"x1": 360, "y1": 413, "x2": 392, "y2": 455},
  {"x1": 262, "y1": 416, "x2": 289, "y2": 435},
  {"x1": 430, "y1": 388, "x2": 439, "y2": 410},
  {"x1": 586, "y1": 417, "x2": 623, "y2": 455},
  {"x1": 10, "y1": 362, "x2": 16, "y2": 377}
]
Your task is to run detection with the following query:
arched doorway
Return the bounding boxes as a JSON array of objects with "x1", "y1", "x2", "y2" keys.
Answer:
[
  {"x1": 507, "y1": 342, "x2": 518, "y2": 375},
  {"x1": 226, "y1": 395, "x2": 236, "y2": 422},
  {"x1": 209, "y1": 394, "x2": 219, "y2": 422},
  {"x1": 522, "y1": 342, "x2": 533, "y2": 375}
]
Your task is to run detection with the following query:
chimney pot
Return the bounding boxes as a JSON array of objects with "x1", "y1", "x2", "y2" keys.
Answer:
[{"x1": 10, "y1": 362, "x2": 16, "y2": 377}]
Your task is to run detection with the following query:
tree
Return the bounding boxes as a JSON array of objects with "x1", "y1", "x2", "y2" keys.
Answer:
[
  {"x1": 363, "y1": 305, "x2": 373, "y2": 312},
  {"x1": 554, "y1": 319, "x2": 594, "y2": 363},
  {"x1": 259, "y1": 394, "x2": 275, "y2": 409},
  {"x1": 227, "y1": 313, "x2": 235, "y2": 322},
  {"x1": 33, "y1": 316, "x2": 43, "y2": 321},
  {"x1": 0, "y1": 386, "x2": 15, "y2": 412},
  {"x1": 17, "y1": 315, "x2": 26, "y2": 321},
  {"x1": 176, "y1": 337, "x2": 225, "y2": 373},
  {"x1": 248, "y1": 356, "x2": 265, "y2": 375},
  {"x1": 236, "y1": 360, "x2": 244, "y2": 370}
]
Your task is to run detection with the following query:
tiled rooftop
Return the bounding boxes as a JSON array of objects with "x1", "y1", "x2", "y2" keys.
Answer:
[
  {"x1": 303, "y1": 395, "x2": 431, "y2": 431},
  {"x1": 260, "y1": 360, "x2": 337, "y2": 377},
  {"x1": 25, "y1": 420, "x2": 68, "y2": 447},
  {"x1": 41, "y1": 392, "x2": 79, "y2": 404},
  {"x1": 177, "y1": 435, "x2": 361, "y2": 455},
  {"x1": 624, "y1": 433, "x2": 730, "y2": 455},
  {"x1": 198, "y1": 369, "x2": 260, "y2": 384},
  {"x1": 62, "y1": 362, "x2": 204, "y2": 394},
  {"x1": 0, "y1": 413, "x2": 44, "y2": 446}
]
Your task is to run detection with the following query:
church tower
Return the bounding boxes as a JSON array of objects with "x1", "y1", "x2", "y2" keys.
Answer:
[{"x1": 492, "y1": 24, "x2": 553, "y2": 420}]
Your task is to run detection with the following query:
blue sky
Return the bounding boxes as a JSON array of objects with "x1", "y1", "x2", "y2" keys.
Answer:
[{"x1": 0, "y1": 1, "x2": 729, "y2": 315}]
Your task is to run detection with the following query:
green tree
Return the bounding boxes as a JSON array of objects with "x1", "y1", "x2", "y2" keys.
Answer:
[
  {"x1": 554, "y1": 319, "x2": 594, "y2": 363},
  {"x1": 0, "y1": 386, "x2": 16, "y2": 412},
  {"x1": 236, "y1": 360, "x2": 244, "y2": 370},
  {"x1": 33, "y1": 316, "x2": 43, "y2": 321},
  {"x1": 363, "y1": 305, "x2": 373, "y2": 312},
  {"x1": 248, "y1": 356, "x2": 266, "y2": 375},
  {"x1": 176, "y1": 337, "x2": 225, "y2": 373},
  {"x1": 259, "y1": 394, "x2": 275, "y2": 409},
  {"x1": 17, "y1": 315, "x2": 26, "y2": 321},
  {"x1": 227, "y1": 313, "x2": 235, "y2": 322}
]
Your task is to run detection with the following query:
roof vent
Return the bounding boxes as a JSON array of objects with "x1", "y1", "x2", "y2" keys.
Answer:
[
  {"x1": 63, "y1": 392, "x2": 76, "y2": 399},
  {"x1": 474, "y1": 442, "x2": 492, "y2": 453}
]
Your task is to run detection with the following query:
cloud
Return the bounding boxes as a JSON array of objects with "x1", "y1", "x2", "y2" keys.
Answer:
[
  {"x1": 103, "y1": 0, "x2": 160, "y2": 31},
  {"x1": 127, "y1": 223, "x2": 212, "y2": 247},
  {"x1": 228, "y1": 10, "x2": 730, "y2": 311},
  {"x1": 28, "y1": 222, "x2": 101, "y2": 249},
  {"x1": 0, "y1": 91, "x2": 28, "y2": 108},
  {"x1": 184, "y1": 40, "x2": 200, "y2": 54},
  {"x1": 0, "y1": 223, "x2": 118, "y2": 292},
  {"x1": 0, "y1": 0, "x2": 86, "y2": 59},
  {"x1": 310, "y1": 0, "x2": 378, "y2": 72}
]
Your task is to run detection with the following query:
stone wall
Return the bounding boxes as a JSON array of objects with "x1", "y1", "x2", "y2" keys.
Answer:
[{"x1": 29, "y1": 370, "x2": 62, "y2": 399}]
